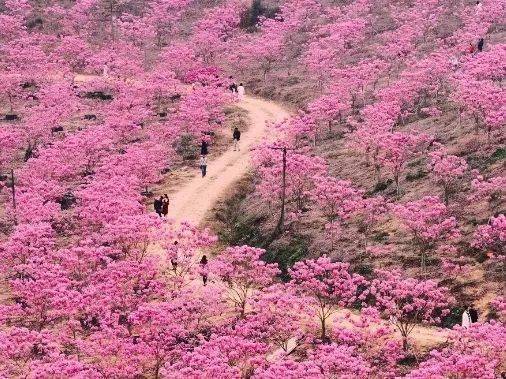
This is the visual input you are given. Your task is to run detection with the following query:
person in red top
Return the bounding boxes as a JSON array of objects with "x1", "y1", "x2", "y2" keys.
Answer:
[{"x1": 468, "y1": 42, "x2": 476, "y2": 54}]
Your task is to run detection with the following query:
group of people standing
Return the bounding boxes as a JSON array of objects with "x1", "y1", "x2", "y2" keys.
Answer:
[
  {"x1": 468, "y1": 37, "x2": 485, "y2": 54},
  {"x1": 228, "y1": 77, "x2": 245, "y2": 100}
]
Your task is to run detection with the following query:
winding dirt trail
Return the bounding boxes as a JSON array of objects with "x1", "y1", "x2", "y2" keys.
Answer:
[
  {"x1": 166, "y1": 96, "x2": 290, "y2": 226},
  {"x1": 156, "y1": 94, "x2": 446, "y2": 351}
]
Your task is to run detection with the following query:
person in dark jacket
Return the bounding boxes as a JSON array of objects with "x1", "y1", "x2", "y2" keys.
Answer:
[
  {"x1": 200, "y1": 255, "x2": 208, "y2": 285},
  {"x1": 477, "y1": 38, "x2": 484, "y2": 52},
  {"x1": 233, "y1": 127, "x2": 241, "y2": 151},
  {"x1": 161, "y1": 194, "x2": 169, "y2": 217},
  {"x1": 228, "y1": 76, "x2": 237, "y2": 93},
  {"x1": 154, "y1": 196, "x2": 163, "y2": 217},
  {"x1": 469, "y1": 307, "x2": 479, "y2": 323},
  {"x1": 201, "y1": 140, "x2": 208, "y2": 156}
]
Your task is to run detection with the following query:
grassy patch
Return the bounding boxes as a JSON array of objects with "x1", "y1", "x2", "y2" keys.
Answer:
[
  {"x1": 442, "y1": 307, "x2": 464, "y2": 328},
  {"x1": 262, "y1": 237, "x2": 309, "y2": 281},
  {"x1": 371, "y1": 179, "x2": 392, "y2": 193},
  {"x1": 489, "y1": 147, "x2": 505, "y2": 163},
  {"x1": 372, "y1": 231, "x2": 389, "y2": 242},
  {"x1": 239, "y1": 0, "x2": 279, "y2": 32},
  {"x1": 217, "y1": 212, "x2": 266, "y2": 248},
  {"x1": 175, "y1": 134, "x2": 198, "y2": 160},
  {"x1": 406, "y1": 169, "x2": 427, "y2": 182}
]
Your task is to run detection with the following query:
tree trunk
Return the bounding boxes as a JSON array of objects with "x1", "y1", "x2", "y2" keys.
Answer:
[
  {"x1": 395, "y1": 173, "x2": 400, "y2": 196},
  {"x1": 402, "y1": 336, "x2": 409, "y2": 351},
  {"x1": 274, "y1": 148, "x2": 287, "y2": 234},
  {"x1": 443, "y1": 186, "x2": 449, "y2": 206},
  {"x1": 11, "y1": 169, "x2": 17, "y2": 225},
  {"x1": 421, "y1": 250, "x2": 427, "y2": 275},
  {"x1": 320, "y1": 317, "x2": 326, "y2": 342}
]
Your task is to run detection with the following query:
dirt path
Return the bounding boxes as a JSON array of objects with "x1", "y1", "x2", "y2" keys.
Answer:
[
  {"x1": 156, "y1": 95, "x2": 448, "y2": 351},
  {"x1": 166, "y1": 96, "x2": 289, "y2": 226}
]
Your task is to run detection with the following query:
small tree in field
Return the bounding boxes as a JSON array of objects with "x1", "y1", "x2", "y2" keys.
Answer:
[
  {"x1": 288, "y1": 256, "x2": 366, "y2": 342},
  {"x1": 311, "y1": 176, "x2": 363, "y2": 250},
  {"x1": 369, "y1": 270, "x2": 453, "y2": 350},
  {"x1": 378, "y1": 131, "x2": 429, "y2": 195},
  {"x1": 472, "y1": 214, "x2": 505, "y2": 271},
  {"x1": 236, "y1": 284, "x2": 309, "y2": 354},
  {"x1": 353, "y1": 195, "x2": 388, "y2": 254},
  {"x1": 428, "y1": 144, "x2": 468, "y2": 205},
  {"x1": 394, "y1": 196, "x2": 460, "y2": 273},
  {"x1": 469, "y1": 173, "x2": 505, "y2": 212},
  {"x1": 312, "y1": 176, "x2": 363, "y2": 225},
  {"x1": 210, "y1": 245, "x2": 280, "y2": 318}
]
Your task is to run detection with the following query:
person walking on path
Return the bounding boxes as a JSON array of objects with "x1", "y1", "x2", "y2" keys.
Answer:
[
  {"x1": 233, "y1": 127, "x2": 241, "y2": 151},
  {"x1": 200, "y1": 139, "x2": 209, "y2": 156},
  {"x1": 199, "y1": 155, "x2": 207, "y2": 177},
  {"x1": 237, "y1": 83, "x2": 245, "y2": 100},
  {"x1": 161, "y1": 194, "x2": 169, "y2": 217},
  {"x1": 154, "y1": 196, "x2": 163, "y2": 217},
  {"x1": 199, "y1": 255, "x2": 208, "y2": 285}
]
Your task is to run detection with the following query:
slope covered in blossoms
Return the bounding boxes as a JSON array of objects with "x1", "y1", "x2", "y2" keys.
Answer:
[{"x1": 0, "y1": 0, "x2": 504, "y2": 377}]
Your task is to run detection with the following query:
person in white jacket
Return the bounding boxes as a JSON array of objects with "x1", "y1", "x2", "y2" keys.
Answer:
[
  {"x1": 237, "y1": 83, "x2": 245, "y2": 100},
  {"x1": 461, "y1": 305, "x2": 472, "y2": 328}
]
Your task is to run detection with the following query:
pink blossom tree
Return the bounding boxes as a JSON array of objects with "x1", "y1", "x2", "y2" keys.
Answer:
[
  {"x1": 311, "y1": 176, "x2": 363, "y2": 250},
  {"x1": 406, "y1": 321, "x2": 506, "y2": 378},
  {"x1": 377, "y1": 131, "x2": 430, "y2": 195},
  {"x1": 255, "y1": 148, "x2": 327, "y2": 214},
  {"x1": 353, "y1": 195, "x2": 389, "y2": 254},
  {"x1": 210, "y1": 246, "x2": 280, "y2": 318},
  {"x1": 394, "y1": 196, "x2": 461, "y2": 272},
  {"x1": 288, "y1": 256, "x2": 366, "y2": 342},
  {"x1": 236, "y1": 284, "x2": 310, "y2": 354},
  {"x1": 472, "y1": 214, "x2": 505, "y2": 265},
  {"x1": 369, "y1": 270, "x2": 453, "y2": 350},
  {"x1": 469, "y1": 173, "x2": 505, "y2": 212},
  {"x1": 428, "y1": 143, "x2": 468, "y2": 205},
  {"x1": 162, "y1": 334, "x2": 268, "y2": 378},
  {"x1": 312, "y1": 176, "x2": 363, "y2": 224}
]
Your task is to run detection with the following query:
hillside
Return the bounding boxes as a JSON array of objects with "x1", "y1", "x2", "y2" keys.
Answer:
[
  {"x1": 213, "y1": 0, "x2": 505, "y2": 312},
  {"x1": 0, "y1": 0, "x2": 505, "y2": 377}
]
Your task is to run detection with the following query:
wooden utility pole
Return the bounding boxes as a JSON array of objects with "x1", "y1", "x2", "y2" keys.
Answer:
[
  {"x1": 277, "y1": 147, "x2": 287, "y2": 234},
  {"x1": 262, "y1": 146, "x2": 295, "y2": 247}
]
